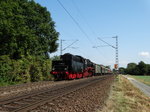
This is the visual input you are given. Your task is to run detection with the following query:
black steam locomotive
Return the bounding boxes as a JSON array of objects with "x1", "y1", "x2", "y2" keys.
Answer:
[{"x1": 51, "y1": 53, "x2": 112, "y2": 80}]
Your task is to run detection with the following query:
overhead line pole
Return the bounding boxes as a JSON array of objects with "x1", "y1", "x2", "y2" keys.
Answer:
[
  {"x1": 60, "y1": 39, "x2": 64, "y2": 56},
  {"x1": 98, "y1": 36, "x2": 119, "y2": 71},
  {"x1": 113, "y1": 36, "x2": 119, "y2": 71}
]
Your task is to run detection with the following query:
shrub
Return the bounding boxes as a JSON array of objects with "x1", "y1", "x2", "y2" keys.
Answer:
[
  {"x1": 29, "y1": 62, "x2": 43, "y2": 82},
  {"x1": 0, "y1": 55, "x2": 53, "y2": 86},
  {"x1": 41, "y1": 59, "x2": 52, "y2": 81},
  {"x1": 0, "y1": 55, "x2": 13, "y2": 84}
]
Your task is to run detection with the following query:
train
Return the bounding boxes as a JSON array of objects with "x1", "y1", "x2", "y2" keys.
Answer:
[{"x1": 51, "y1": 53, "x2": 112, "y2": 80}]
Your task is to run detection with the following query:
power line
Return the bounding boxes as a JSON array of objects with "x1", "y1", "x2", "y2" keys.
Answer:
[
  {"x1": 60, "y1": 39, "x2": 78, "y2": 55},
  {"x1": 57, "y1": 0, "x2": 119, "y2": 69},
  {"x1": 56, "y1": 0, "x2": 93, "y2": 45},
  {"x1": 70, "y1": 0, "x2": 110, "y2": 59},
  {"x1": 93, "y1": 45, "x2": 110, "y2": 48},
  {"x1": 62, "y1": 40, "x2": 78, "y2": 51},
  {"x1": 98, "y1": 37, "x2": 119, "y2": 70},
  {"x1": 56, "y1": 0, "x2": 108, "y2": 61},
  {"x1": 70, "y1": 0, "x2": 101, "y2": 48},
  {"x1": 98, "y1": 37, "x2": 116, "y2": 49},
  {"x1": 71, "y1": 0, "x2": 99, "y2": 39}
]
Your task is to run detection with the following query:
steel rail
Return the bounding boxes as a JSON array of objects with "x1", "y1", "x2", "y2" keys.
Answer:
[{"x1": 0, "y1": 76, "x2": 110, "y2": 112}]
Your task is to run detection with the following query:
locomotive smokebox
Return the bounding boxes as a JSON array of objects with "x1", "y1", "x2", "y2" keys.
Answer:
[{"x1": 61, "y1": 53, "x2": 84, "y2": 73}]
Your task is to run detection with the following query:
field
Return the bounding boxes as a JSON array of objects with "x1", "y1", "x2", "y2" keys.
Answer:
[
  {"x1": 130, "y1": 75, "x2": 150, "y2": 86},
  {"x1": 98, "y1": 75, "x2": 150, "y2": 112}
]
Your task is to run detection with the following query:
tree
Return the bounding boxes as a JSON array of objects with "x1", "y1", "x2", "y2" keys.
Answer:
[
  {"x1": 0, "y1": 0, "x2": 59, "y2": 59},
  {"x1": 119, "y1": 67, "x2": 126, "y2": 74},
  {"x1": 126, "y1": 63, "x2": 137, "y2": 75},
  {"x1": 137, "y1": 61, "x2": 147, "y2": 75},
  {"x1": 146, "y1": 64, "x2": 150, "y2": 75},
  {"x1": 0, "y1": 0, "x2": 58, "y2": 84},
  {"x1": 51, "y1": 55, "x2": 60, "y2": 61}
]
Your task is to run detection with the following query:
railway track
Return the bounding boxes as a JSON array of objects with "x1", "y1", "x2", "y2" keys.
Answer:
[{"x1": 0, "y1": 76, "x2": 110, "y2": 112}]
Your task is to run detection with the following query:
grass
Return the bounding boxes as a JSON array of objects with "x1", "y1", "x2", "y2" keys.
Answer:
[
  {"x1": 129, "y1": 75, "x2": 150, "y2": 86},
  {"x1": 98, "y1": 75, "x2": 150, "y2": 112}
]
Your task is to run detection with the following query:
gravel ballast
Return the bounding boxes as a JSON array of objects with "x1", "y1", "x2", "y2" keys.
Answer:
[{"x1": 30, "y1": 75, "x2": 114, "y2": 112}]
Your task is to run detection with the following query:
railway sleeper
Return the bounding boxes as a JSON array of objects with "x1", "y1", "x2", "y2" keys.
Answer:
[
  {"x1": 3, "y1": 105, "x2": 19, "y2": 109},
  {"x1": 31, "y1": 97, "x2": 43, "y2": 100},
  {"x1": 23, "y1": 98, "x2": 37, "y2": 102},
  {"x1": 14, "y1": 101, "x2": 30, "y2": 105},
  {"x1": 37, "y1": 95, "x2": 50, "y2": 98}
]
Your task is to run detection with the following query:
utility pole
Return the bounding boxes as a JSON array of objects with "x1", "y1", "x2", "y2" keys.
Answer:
[
  {"x1": 60, "y1": 39, "x2": 64, "y2": 56},
  {"x1": 97, "y1": 36, "x2": 119, "y2": 71},
  {"x1": 113, "y1": 36, "x2": 119, "y2": 71}
]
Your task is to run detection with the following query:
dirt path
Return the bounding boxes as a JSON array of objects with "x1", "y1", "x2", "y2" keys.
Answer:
[{"x1": 124, "y1": 75, "x2": 150, "y2": 97}]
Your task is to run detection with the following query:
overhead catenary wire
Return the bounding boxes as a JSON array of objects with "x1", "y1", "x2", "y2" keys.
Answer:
[
  {"x1": 70, "y1": 0, "x2": 108, "y2": 58},
  {"x1": 56, "y1": 0, "x2": 108, "y2": 61},
  {"x1": 98, "y1": 37, "x2": 116, "y2": 49},
  {"x1": 56, "y1": 0, "x2": 94, "y2": 45},
  {"x1": 70, "y1": 0, "x2": 98, "y2": 40},
  {"x1": 98, "y1": 36, "x2": 119, "y2": 70},
  {"x1": 62, "y1": 40, "x2": 78, "y2": 51}
]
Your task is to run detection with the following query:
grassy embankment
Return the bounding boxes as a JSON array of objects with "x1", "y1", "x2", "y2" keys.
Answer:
[
  {"x1": 129, "y1": 75, "x2": 150, "y2": 86},
  {"x1": 98, "y1": 75, "x2": 150, "y2": 112}
]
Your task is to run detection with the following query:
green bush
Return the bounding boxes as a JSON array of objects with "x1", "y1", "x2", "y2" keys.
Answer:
[
  {"x1": 0, "y1": 55, "x2": 53, "y2": 86},
  {"x1": 41, "y1": 59, "x2": 53, "y2": 81},
  {"x1": 30, "y1": 62, "x2": 43, "y2": 82},
  {"x1": 12, "y1": 58, "x2": 31, "y2": 83},
  {"x1": 0, "y1": 55, "x2": 13, "y2": 84}
]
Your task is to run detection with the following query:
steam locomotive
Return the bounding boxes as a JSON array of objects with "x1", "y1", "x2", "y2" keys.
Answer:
[{"x1": 51, "y1": 53, "x2": 112, "y2": 80}]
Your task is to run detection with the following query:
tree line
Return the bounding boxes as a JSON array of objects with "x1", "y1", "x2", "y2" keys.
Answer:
[
  {"x1": 0, "y1": 0, "x2": 59, "y2": 85},
  {"x1": 119, "y1": 61, "x2": 150, "y2": 75}
]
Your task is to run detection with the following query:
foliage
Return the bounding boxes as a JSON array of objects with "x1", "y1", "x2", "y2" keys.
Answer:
[
  {"x1": 0, "y1": 55, "x2": 52, "y2": 86},
  {"x1": 126, "y1": 63, "x2": 137, "y2": 75},
  {"x1": 146, "y1": 64, "x2": 150, "y2": 75},
  {"x1": 119, "y1": 67, "x2": 126, "y2": 74},
  {"x1": 120, "y1": 61, "x2": 150, "y2": 75},
  {"x1": 0, "y1": 0, "x2": 59, "y2": 59},
  {"x1": 0, "y1": 0, "x2": 58, "y2": 85},
  {"x1": 0, "y1": 55, "x2": 13, "y2": 84},
  {"x1": 51, "y1": 55, "x2": 60, "y2": 61}
]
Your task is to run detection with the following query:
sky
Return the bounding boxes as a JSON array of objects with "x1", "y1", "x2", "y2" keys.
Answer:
[{"x1": 35, "y1": 0, "x2": 150, "y2": 68}]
